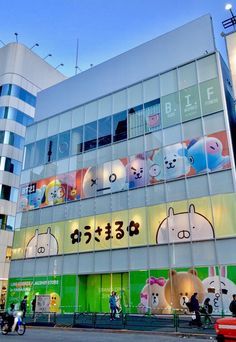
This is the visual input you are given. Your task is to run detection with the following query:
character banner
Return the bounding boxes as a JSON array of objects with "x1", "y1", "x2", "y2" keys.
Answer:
[{"x1": 12, "y1": 193, "x2": 236, "y2": 259}]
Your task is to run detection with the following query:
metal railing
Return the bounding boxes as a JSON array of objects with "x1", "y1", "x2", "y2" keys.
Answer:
[{"x1": 20, "y1": 311, "x2": 226, "y2": 335}]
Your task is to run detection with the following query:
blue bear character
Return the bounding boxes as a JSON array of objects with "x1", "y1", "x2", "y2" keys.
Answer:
[
  {"x1": 127, "y1": 154, "x2": 148, "y2": 189},
  {"x1": 28, "y1": 187, "x2": 46, "y2": 209},
  {"x1": 186, "y1": 136, "x2": 230, "y2": 173}
]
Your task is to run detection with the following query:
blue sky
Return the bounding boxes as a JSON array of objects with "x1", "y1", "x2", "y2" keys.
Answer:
[{"x1": 1, "y1": 0, "x2": 236, "y2": 76}]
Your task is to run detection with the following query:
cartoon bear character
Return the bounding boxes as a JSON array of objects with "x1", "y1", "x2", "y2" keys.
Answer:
[
  {"x1": 127, "y1": 154, "x2": 148, "y2": 189},
  {"x1": 25, "y1": 227, "x2": 58, "y2": 258},
  {"x1": 137, "y1": 277, "x2": 170, "y2": 314},
  {"x1": 165, "y1": 269, "x2": 205, "y2": 312},
  {"x1": 28, "y1": 187, "x2": 45, "y2": 209},
  {"x1": 156, "y1": 204, "x2": 215, "y2": 244},
  {"x1": 202, "y1": 266, "x2": 236, "y2": 314},
  {"x1": 44, "y1": 179, "x2": 65, "y2": 205},
  {"x1": 185, "y1": 136, "x2": 230, "y2": 173},
  {"x1": 83, "y1": 160, "x2": 127, "y2": 198},
  {"x1": 162, "y1": 143, "x2": 190, "y2": 180},
  {"x1": 50, "y1": 292, "x2": 61, "y2": 313}
]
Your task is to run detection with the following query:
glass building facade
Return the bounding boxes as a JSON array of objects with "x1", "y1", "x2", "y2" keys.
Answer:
[{"x1": 8, "y1": 18, "x2": 236, "y2": 316}]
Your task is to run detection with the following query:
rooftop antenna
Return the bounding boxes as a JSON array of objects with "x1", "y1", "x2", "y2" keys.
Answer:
[
  {"x1": 75, "y1": 38, "x2": 82, "y2": 74},
  {"x1": 14, "y1": 32, "x2": 18, "y2": 43},
  {"x1": 43, "y1": 53, "x2": 52, "y2": 60},
  {"x1": 55, "y1": 63, "x2": 64, "y2": 70},
  {"x1": 30, "y1": 43, "x2": 39, "y2": 50},
  {"x1": 0, "y1": 39, "x2": 6, "y2": 46},
  {"x1": 75, "y1": 38, "x2": 79, "y2": 75}
]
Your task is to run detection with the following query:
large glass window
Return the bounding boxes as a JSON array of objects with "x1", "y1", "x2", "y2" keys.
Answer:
[
  {"x1": 34, "y1": 139, "x2": 46, "y2": 167},
  {"x1": 46, "y1": 135, "x2": 58, "y2": 163},
  {"x1": 58, "y1": 131, "x2": 70, "y2": 160},
  {"x1": 71, "y1": 126, "x2": 83, "y2": 155},
  {"x1": 178, "y1": 62, "x2": 197, "y2": 90},
  {"x1": 197, "y1": 54, "x2": 218, "y2": 82},
  {"x1": 128, "y1": 105, "x2": 144, "y2": 138},
  {"x1": 113, "y1": 111, "x2": 127, "y2": 142},
  {"x1": 0, "y1": 184, "x2": 18, "y2": 202},
  {"x1": 0, "y1": 84, "x2": 36, "y2": 107},
  {"x1": 24, "y1": 143, "x2": 35, "y2": 169},
  {"x1": 84, "y1": 121, "x2": 97, "y2": 151},
  {"x1": 0, "y1": 157, "x2": 21, "y2": 175},
  {"x1": 0, "y1": 215, "x2": 15, "y2": 230},
  {"x1": 98, "y1": 117, "x2": 111, "y2": 147},
  {"x1": 0, "y1": 107, "x2": 33, "y2": 126},
  {"x1": 0, "y1": 131, "x2": 24, "y2": 149}
]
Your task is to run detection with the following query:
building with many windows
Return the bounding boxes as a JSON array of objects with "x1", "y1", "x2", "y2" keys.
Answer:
[
  {"x1": 7, "y1": 15, "x2": 236, "y2": 315},
  {"x1": 0, "y1": 43, "x2": 66, "y2": 308}
]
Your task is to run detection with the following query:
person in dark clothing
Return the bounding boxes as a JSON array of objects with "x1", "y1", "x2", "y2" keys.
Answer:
[
  {"x1": 109, "y1": 291, "x2": 116, "y2": 320},
  {"x1": 32, "y1": 296, "x2": 36, "y2": 318},
  {"x1": 202, "y1": 297, "x2": 213, "y2": 327},
  {"x1": 6, "y1": 303, "x2": 16, "y2": 331},
  {"x1": 229, "y1": 294, "x2": 236, "y2": 317},
  {"x1": 20, "y1": 295, "x2": 27, "y2": 318},
  {"x1": 190, "y1": 292, "x2": 202, "y2": 327}
]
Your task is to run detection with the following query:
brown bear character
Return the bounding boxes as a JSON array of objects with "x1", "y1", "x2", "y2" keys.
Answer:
[{"x1": 165, "y1": 269, "x2": 204, "y2": 312}]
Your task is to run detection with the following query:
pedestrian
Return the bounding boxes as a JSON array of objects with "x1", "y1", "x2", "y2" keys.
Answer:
[
  {"x1": 229, "y1": 294, "x2": 236, "y2": 317},
  {"x1": 20, "y1": 295, "x2": 27, "y2": 318},
  {"x1": 190, "y1": 292, "x2": 202, "y2": 327},
  {"x1": 32, "y1": 296, "x2": 36, "y2": 318},
  {"x1": 114, "y1": 292, "x2": 121, "y2": 318},
  {"x1": 202, "y1": 297, "x2": 213, "y2": 327},
  {"x1": 109, "y1": 291, "x2": 116, "y2": 320}
]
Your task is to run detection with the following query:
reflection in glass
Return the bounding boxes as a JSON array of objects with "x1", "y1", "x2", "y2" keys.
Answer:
[
  {"x1": 98, "y1": 117, "x2": 111, "y2": 147},
  {"x1": 0, "y1": 157, "x2": 21, "y2": 175},
  {"x1": 113, "y1": 111, "x2": 127, "y2": 142},
  {"x1": 0, "y1": 214, "x2": 15, "y2": 230},
  {"x1": 58, "y1": 131, "x2": 70, "y2": 159},
  {"x1": 71, "y1": 126, "x2": 83, "y2": 155},
  {"x1": 0, "y1": 107, "x2": 33, "y2": 126},
  {"x1": 84, "y1": 121, "x2": 97, "y2": 151},
  {"x1": 0, "y1": 84, "x2": 36, "y2": 107},
  {"x1": 34, "y1": 139, "x2": 46, "y2": 167},
  {"x1": 46, "y1": 135, "x2": 58, "y2": 163},
  {"x1": 128, "y1": 105, "x2": 144, "y2": 139}
]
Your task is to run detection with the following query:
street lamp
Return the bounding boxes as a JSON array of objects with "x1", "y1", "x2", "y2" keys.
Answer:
[
  {"x1": 30, "y1": 43, "x2": 39, "y2": 50},
  {"x1": 222, "y1": 3, "x2": 236, "y2": 29},
  {"x1": 55, "y1": 63, "x2": 64, "y2": 70},
  {"x1": 43, "y1": 53, "x2": 52, "y2": 60},
  {"x1": 14, "y1": 32, "x2": 18, "y2": 43}
]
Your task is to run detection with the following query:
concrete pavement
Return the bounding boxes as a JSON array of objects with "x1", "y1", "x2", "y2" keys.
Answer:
[{"x1": 0, "y1": 327, "x2": 215, "y2": 341}]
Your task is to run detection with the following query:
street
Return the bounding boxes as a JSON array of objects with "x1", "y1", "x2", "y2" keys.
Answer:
[{"x1": 0, "y1": 327, "x2": 215, "y2": 341}]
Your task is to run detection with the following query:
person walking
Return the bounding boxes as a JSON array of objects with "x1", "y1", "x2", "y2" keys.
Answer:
[
  {"x1": 32, "y1": 296, "x2": 36, "y2": 319},
  {"x1": 114, "y1": 292, "x2": 121, "y2": 318},
  {"x1": 229, "y1": 294, "x2": 236, "y2": 317},
  {"x1": 109, "y1": 291, "x2": 116, "y2": 320},
  {"x1": 202, "y1": 297, "x2": 213, "y2": 328},
  {"x1": 20, "y1": 295, "x2": 27, "y2": 319},
  {"x1": 190, "y1": 292, "x2": 202, "y2": 327}
]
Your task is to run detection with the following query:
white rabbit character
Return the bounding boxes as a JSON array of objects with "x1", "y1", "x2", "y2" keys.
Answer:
[{"x1": 202, "y1": 266, "x2": 236, "y2": 314}]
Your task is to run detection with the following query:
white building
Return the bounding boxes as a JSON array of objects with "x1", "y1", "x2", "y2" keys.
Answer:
[
  {"x1": 0, "y1": 43, "x2": 66, "y2": 308},
  {"x1": 7, "y1": 15, "x2": 236, "y2": 315}
]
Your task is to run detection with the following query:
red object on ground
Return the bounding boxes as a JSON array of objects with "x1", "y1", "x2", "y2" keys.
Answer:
[{"x1": 214, "y1": 317, "x2": 236, "y2": 341}]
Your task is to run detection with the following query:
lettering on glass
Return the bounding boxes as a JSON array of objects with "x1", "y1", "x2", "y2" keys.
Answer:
[{"x1": 70, "y1": 220, "x2": 140, "y2": 245}]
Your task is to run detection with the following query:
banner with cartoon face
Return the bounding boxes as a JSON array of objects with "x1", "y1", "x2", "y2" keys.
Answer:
[
  {"x1": 133, "y1": 265, "x2": 236, "y2": 315},
  {"x1": 13, "y1": 192, "x2": 236, "y2": 259},
  {"x1": 18, "y1": 130, "x2": 230, "y2": 213},
  {"x1": 7, "y1": 264, "x2": 236, "y2": 315}
]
